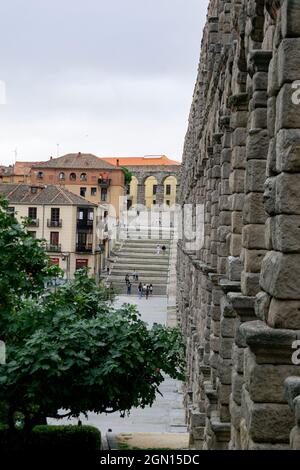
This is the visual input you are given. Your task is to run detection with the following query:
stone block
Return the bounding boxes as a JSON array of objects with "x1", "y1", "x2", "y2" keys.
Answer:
[
  {"x1": 276, "y1": 129, "x2": 300, "y2": 173},
  {"x1": 229, "y1": 169, "x2": 245, "y2": 193},
  {"x1": 232, "y1": 345, "x2": 245, "y2": 374},
  {"x1": 243, "y1": 193, "x2": 267, "y2": 224},
  {"x1": 232, "y1": 211, "x2": 243, "y2": 234},
  {"x1": 250, "y1": 108, "x2": 267, "y2": 129},
  {"x1": 268, "y1": 298, "x2": 300, "y2": 330},
  {"x1": 241, "y1": 271, "x2": 261, "y2": 297},
  {"x1": 232, "y1": 128, "x2": 246, "y2": 147},
  {"x1": 230, "y1": 234, "x2": 242, "y2": 257},
  {"x1": 220, "y1": 337, "x2": 234, "y2": 359},
  {"x1": 232, "y1": 146, "x2": 246, "y2": 169},
  {"x1": 232, "y1": 371, "x2": 244, "y2": 406},
  {"x1": 272, "y1": 215, "x2": 300, "y2": 252},
  {"x1": 244, "y1": 249, "x2": 267, "y2": 274},
  {"x1": 245, "y1": 159, "x2": 267, "y2": 193},
  {"x1": 276, "y1": 173, "x2": 300, "y2": 215},
  {"x1": 276, "y1": 84, "x2": 300, "y2": 132},
  {"x1": 230, "y1": 193, "x2": 245, "y2": 211},
  {"x1": 241, "y1": 387, "x2": 294, "y2": 443},
  {"x1": 266, "y1": 138, "x2": 277, "y2": 177},
  {"x1": 253, "y1": 72, "x2": 268, "y2": 91},
  {"x1": 242, "y1": 224, "x2": 266, "y2": 250},
  {"x1": 246, "y1": 129, "x2": 269, "y2": 160},
  {"x1": 278, "y1": 38, "x2": 300, "y2": 87},
  {"x1": 281, "y1": 0, "x2": 300, "y2": 38},
  {"x1": 265, "y1": 217, "x2": 273, "y2": 250},
  {"x1": 260, "y1": 251, "x2": 300, "y2": 299},
  {"x1": 245, "y1": 350, "x2": 300, "y2": 403},
  {"x1": 255, "y1": 291, "x2": 271, "y2": 322},
  {"x1": 267, "y1": 96, "x2": 276, "y2": 139}
]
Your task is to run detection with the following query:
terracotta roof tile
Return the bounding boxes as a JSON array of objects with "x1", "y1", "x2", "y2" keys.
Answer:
[
  {"x1": 35, "y1": 153, "x2": 116, "y2": 170},
  {"x1": 102, "y1": 155, "x2": 181, "y2": 167},
  {"x1": 0, "y1": 184, "x2": 97, "y2": 207}
]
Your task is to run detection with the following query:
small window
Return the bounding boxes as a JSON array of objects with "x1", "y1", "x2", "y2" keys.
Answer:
[
  {"x1": 76, "y1": 259, "x2": 88, "y2": 270},
  {"x1": 166, "y1": 200, "x2": 170, "y2": 206},
  {"x1": 28, "y1": 207, "x2": 37, "y2": 220},
  {"x1": 153, "y1": 185, "x2": 157, "y2": 196},
  {"x1": 70, "y1": 173, "x2": 76, "y2": 181},
  {"x1": 88, "y1": 210, "x2": 94, "y2": 221},
  {"x1": 7, "y1": 207, "x2": 15, "y2": 215},
  {"x1": 28, "y1": 231, "x2": 36, "y2": 238},
  {"x1": 51, "y1": 208, "x2": 60, "y2": 222},
  {"x1": 91, "y1": 187, "x2": 97, "y2": 196},
  {"x1": 80, "y1": 173, "x2": 87, "y2": 182},
  {"x1": 80, "y1": 187, "x2": 86, "y2": 198},
  {"x1": 59, "y1": 172, "x2": 65, "y2": 181},
  {"x1": 50, "y1": 232, "x2": 59, "y2": 246},
  {"x1": 153, "y1": 200, "x2": 157, "y2": 205},
  {"x1": 101, "y1": 188, "x2": 108, "y2": 202},
  {"x1": 37, "y1": 171, "x2": 44, "y2": 179},
  {"x1": 166, "y1": 184, "x2": 171, "y2": 196}
]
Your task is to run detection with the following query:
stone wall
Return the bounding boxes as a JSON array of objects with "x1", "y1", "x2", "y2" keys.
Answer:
[{"x1": 177, "y1": 0, "x2": 300, "y2": 450}]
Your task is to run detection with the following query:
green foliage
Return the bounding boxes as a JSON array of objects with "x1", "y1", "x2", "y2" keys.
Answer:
[
  {"x1": 0, "y1": 425, "x2": 101, "y2": 451},
  {"x1": 121, "y1": 167, "x2": 133, "y2": 186},
  {"x1": 0, "y1": 196, "x2": 186, "y2": 431}
]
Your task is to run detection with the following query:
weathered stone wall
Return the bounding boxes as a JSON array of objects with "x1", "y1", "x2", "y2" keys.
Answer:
[{"x1": 177, "y1": 0, "x2": 300, "y2": 450}]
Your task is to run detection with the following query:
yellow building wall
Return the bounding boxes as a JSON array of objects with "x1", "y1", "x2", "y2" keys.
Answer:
[
  {"x1": 145, "y1": 176, "x2": 158, "y2": 209},
  {"x1": 64, "y1": 184, "x2": 123, "y2": 218},
  {"x1": 164, "y1": 176, "x2": 177, "y2": 207}
]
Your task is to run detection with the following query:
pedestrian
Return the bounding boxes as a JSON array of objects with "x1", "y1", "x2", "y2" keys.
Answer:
[
  {"x1": 145, "y1": 285, "x2": 150, "y2": 300},
  {"x1": 138, "y1": 282, "x2": 143, "y2": 298},
  {"x1": 125, "y1": 274, "x2": 130, "y2": 285},
  {"x1": 149, "y1": 284, "x2": 153, "y2": 296},
  {"x1": 143, "y1": 284, "x2": 147, "y2": 297},
  {"x1": 156, "y1": 245, "x2": 161, "y2": 255},
  {"x1": 127, "y1": 282, "x2": 132, "y2": 295},
  {"x1": 135, "y1": 271, "x2": 139, "y2": 282},
  {"x1": 162, "y1": 245, "x2": 167, "y2": 255}
]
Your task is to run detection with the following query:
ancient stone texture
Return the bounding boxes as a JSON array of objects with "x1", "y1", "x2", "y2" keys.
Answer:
[{"x1": 177, "y1": 0, "x2": 300, "y2": 451}]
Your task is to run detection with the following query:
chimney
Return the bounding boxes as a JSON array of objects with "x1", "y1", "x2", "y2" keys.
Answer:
[
  {"x1": 78, "y1": 152, "x2": 82, "y2": 157},
  {"x1": 116, "y1": 159, "x2": 120, "y2": 167}
]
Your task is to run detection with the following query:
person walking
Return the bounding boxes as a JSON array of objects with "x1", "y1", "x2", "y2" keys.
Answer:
[
  {"x1": 127, "y1": 282, "x2": 132, "y2": 295},
  {"x1": 162, "y1": 245, "x2": 167, "y2": 255},
  {"x1": 156, "y1": 245, "x2": 161, "y2": 255},
  {"x1": 138, "y1": 282, "x2": 143, "y2": 298},
  {"x1": 149, "y1": 284, "x2": 153, "y2": 296},
  {"x1": 125, "y1": 274, "x2": 130, "y2": 285},
  {"x1": 145, "y1": 285, "x2": 150, "y2": 300},
  {"x1": 143, "y1": 284, "x2": 147, "y2": 297}
]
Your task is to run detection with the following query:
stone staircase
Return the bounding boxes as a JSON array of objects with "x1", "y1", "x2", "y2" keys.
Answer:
[{"x1": 108, "y1": 229, "x2": 172, "y2": 296}]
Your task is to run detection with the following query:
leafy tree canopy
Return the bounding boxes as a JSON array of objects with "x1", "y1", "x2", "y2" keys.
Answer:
[{"x1": 0, "y1": 198, "x2": 185, "y2": 431}]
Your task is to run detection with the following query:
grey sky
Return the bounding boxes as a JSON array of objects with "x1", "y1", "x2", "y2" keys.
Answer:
[{"x1": 0, "y1": 0, "x2": 209, "y2": 165}]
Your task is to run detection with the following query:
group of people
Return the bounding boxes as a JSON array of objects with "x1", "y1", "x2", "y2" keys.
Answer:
[{"x1": 125, "y1": 273, "x2": 153, "y2": 298}]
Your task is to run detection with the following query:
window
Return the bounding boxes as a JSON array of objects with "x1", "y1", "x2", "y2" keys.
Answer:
[
  {"x1": 50, "y1": 232, "x2": 59, "y2": 246},
  {"x1": 153, "y1": 185, "x2": 157, "y2": 196},
  {"x1": 50, "y1": 258, "x2": 60, "y2": 266},
  {"x1": 37, "y1": 171, "x2": 44, "y2": 179},
  {"x1": 7, "y1": 207, "x2": 15, "y2": 215},
  {"x1": 80, "y1": 173, "x2": 87, "y2": 182},
  {"x1": 28, "y1": 207, "x2": 37, "y2": 220},
  {"x1": 70, "y1": 173, "x2": 76, "y2": 181},
  {"x1": 28, "y1": 231, "x2": 36, "y2": 238},
  {"x1": 76, "y1": 259, "x2": 88, "y2": 270},
  {"x1": 80, "y1": 187, "x2": 86, "y2": 198},
  {"x1": 88, "y1": 210, "x2": 94, "y2": 221},
  {"x1": 51, "y1": 208, "x2": 60, "y2": 223},
  {"x1": 59, "y1": 172, "x2": 65, "y2": 181},
  {"x1": 91, "y1": 187, "x2": 97, "y2": 196},
  {"x1": 153, "y1": 200, "x2": 157, "y2": 205},
  {"x1": 166, "y1": 184, "x2": 171, "y2": 196},
  {"x1": 101, "y1": 188, "x2": 108, "y2": 202},
  {"x1": 166, "y1": 200, "x2": 170, "y2": 206}
]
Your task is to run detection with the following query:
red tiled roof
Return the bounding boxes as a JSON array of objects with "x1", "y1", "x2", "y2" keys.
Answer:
[{"x1": 102, "y1": 155, "x2": 181, "y2": 167}]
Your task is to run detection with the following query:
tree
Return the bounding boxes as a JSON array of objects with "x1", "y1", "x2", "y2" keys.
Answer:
[
  {"x1": 0, "y1": 199, "x2": 185, "y2": 432},
  {"x1": 121, "y1": 167, "x2": 133, "y2": 186}
]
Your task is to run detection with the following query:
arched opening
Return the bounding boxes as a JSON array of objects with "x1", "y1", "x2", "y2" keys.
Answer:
[
  {"x1": 144, "y1": 176, "x2": 158, "y2": 209},
  {"x1": 69, "y1": 173, "x2": 76, "y2": 181},
  {"x1": 58, "y1": 172, "x2": 65, "y2": 181},
  {"x1": 163, "y1": 176, "x2": 177, "y2": 207},
  {"x1": 80, "y1": 173, "x2": 87, "y2": 182}
]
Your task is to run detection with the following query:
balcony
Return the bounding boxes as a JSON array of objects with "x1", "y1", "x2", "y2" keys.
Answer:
[
  {"x1": 47, "y1": 219, "x2": 62, "y2": 228},
  {"x1": 98, "y1": 178, "x2": 111, "y2": 188},
  {"x1": 28, "y1": 219, "x2": 39, "y2": 227},
  {"x1": 76, "y1": 244, "x2": 93, "y2": 253},
  {"x1": 77, "y1": 219, "x2": 94, "y2": 230},
  {"x1": 46, "y1": 244, "x2": 62, "y2": 253}
]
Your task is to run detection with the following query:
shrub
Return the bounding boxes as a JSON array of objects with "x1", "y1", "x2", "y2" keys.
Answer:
[{"x1": 0, "y1": 425, "x2": 101, "y2": 451}]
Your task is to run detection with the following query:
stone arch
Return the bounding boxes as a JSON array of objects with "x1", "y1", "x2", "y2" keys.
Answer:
[
  {"x1": 163, "y1": 175, "x2": 178, "y2": 207},
  {"x1": 128, "y1": 175, "x2": 138, "y2": 207}
]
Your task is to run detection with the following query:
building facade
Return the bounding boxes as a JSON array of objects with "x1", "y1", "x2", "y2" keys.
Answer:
[
  {"x1": 0, "y1": 183, "x2": 105, "y2": 280},
  {"x1": 29, "y1": 153, "x2": 125, "y2": 218},
  {"x1": 103, "y1": 156, "x2": 181, "y2": 208},
  {"x1": 177, "y1": 0, "x2": 300, "y2": 451}
]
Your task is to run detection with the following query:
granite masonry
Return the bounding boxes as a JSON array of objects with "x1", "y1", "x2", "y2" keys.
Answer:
[{"x1": 177, "y1": 0, "x2": 300, "y2": 450}]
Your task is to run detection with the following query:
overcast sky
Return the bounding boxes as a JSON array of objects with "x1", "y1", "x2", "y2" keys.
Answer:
[{"x1": 0, "y1": 0, "x2": 209, "y2": 165}]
